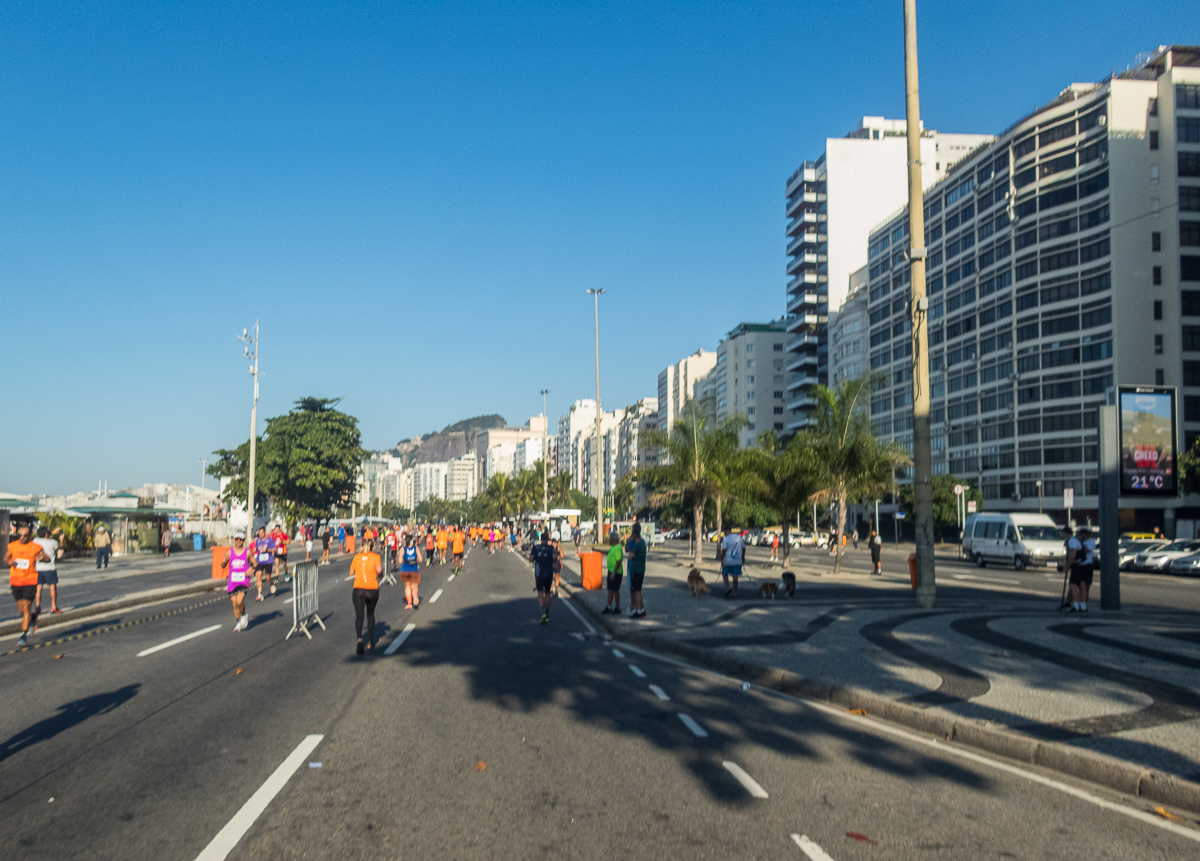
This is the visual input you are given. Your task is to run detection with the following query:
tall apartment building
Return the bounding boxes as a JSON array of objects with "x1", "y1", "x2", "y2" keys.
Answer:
[
  {"x1": 656, "y1": 350, "x2": 717, "y2": 433},
  {"x1": 714, "y1": 321, "x2": 788, "y2": 447},
  {"x1": 412, "y1": 461, "x2": 449, "y2": 507},
  {"x1": 475, "y1": 416, "x2": 547, "y2": 489},
  {"x1": 830, "y1": 267, "x2": 869, "y2": 387},
  {"x1": 446, "y1": 453, "x2": 477, "y2": 502},
  {"x1": 785, "y1": 117, "x2": 994, "y2": 431},
  {"x1": 615, "y1": 397, "x2": 659, "y2": 479},
  {"x1": 581, "y1": 408, "x2": 626, "y2": 501},
  {"x1": 513, "y1": 436, "x2": 544, "y2": 475},
  {"x1": 865, "y1": 46, "x2": 1200, "y2": 534},
  {"x1": 556, "y1": 400, "x2": 597, "y2": 489}
]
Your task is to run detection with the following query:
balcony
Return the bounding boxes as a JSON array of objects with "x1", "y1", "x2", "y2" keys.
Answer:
[
  {"x1": 786, "y1": 231, "x2": 824, "y2": 254},
  {"x1": 787, "y1": 393, "x2": 819, "y2": 412},
  {"x1": 785, "y1": 165, "x2": 818, "y2": 196},
  {"x1": 786, "y1": 252, "x2": 820, "y2": 276},
  {"x1": 786, "y1": 291, "x2": 825, "y2": 315},
  {"x1": 786, "y1": 270, "x2": 829, "y2": 293},
  {"x1": 787, "y1": 353, "x2": 821, "y2": 374},
  {"x1": 787, "y1": 332, "x2": 820, "y2": 352},
  {"x1": 786, "y1": 209, "x2": 821, "y2": 229}
]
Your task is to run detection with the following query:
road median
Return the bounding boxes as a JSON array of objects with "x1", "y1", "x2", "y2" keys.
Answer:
[{"x1": 0, "y1": 579, "x2": 223, "y2": 638}]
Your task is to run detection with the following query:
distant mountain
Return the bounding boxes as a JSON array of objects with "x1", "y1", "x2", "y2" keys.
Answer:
[{"x1": 391, "y1": 414, "x2": 507, "y2": 466}]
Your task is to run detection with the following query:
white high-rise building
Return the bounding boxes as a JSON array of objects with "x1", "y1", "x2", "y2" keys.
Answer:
[
  {"x1": 615, "y1": 397, "x2": 659, "y2": 480},
  {"x1": 581, "y1": 408, "x2": 625, "y2": 501},
  {"x1": 447, "y1": 453, "x2": 477, "y2": 502},
  {"x1": 656, "y1": 350, "x2": 717, "y2": 433},
  {"x1": 412, "y1": 462, "x2": 449, "y2": 507},
  {"x1": 513, "y1": 437, "x2": 544, "y2": 475},
  {"x1": 556, "y1": 399, "x2": 597, "y2": 489},
  {"x1": 830, "y1": 266, "x2": 870, "y2": 387},
  {"x1": 865, "y1": 46, "x2": 1200, "y2": 536},
  {"x1": 785, "y1": 116, "x2": 994, "y2": 430},
  {"x1": 715, "y1": 321, "x2": 788, "y2": 447}
]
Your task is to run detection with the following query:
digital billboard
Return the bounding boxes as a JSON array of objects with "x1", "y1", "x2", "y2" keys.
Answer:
[{"x1": 1119, "y1": 387, "x2": 1177, "y2": 496}]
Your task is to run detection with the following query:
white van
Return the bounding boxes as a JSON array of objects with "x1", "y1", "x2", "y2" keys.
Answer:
[{"x1": 963, "y1": 512, "x2": 1065, "y2": 570}]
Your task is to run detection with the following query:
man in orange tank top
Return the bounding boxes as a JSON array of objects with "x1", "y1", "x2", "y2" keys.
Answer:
[{"x1": 4, "y1": 523, "x2": 51, "y2": 647}]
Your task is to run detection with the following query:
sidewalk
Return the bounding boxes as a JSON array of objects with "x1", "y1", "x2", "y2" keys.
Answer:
[{"x1": 559, "y1": 552, "x2": 1200, "y2": 807}]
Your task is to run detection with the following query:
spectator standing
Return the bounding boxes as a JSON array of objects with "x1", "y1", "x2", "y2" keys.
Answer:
[
  {"x1": 869, "y1": 529, "x2": 882, "y2": 575},
  {"x1": 625, "y1": 523, "x2": 648, "y2": 618},
  {"x1": 1065, "y1": 526, "x2": 1096, "y2": 613},
  {"x1": 94, "y1": 525, "x2": 112, "y2": 568},
  {"x1": 770, "y1": 532, "x2": 780, "y2": 563},
  {"x1": 601, "y1": 532, "x2": 624, "y2": 615},
  {"x1": 719, "y1": 524, "x2": 745, "y2": 598},
  {"x1": 161, "y1": 525, "x2": 172, "y2": 557},
  {"x1": 852, "y1": 528, "x2": 860, "y2": 550},
  {"x1": 337, "y1": 523, "x2": 346, "y2": 553},
  {"x1": 34, "y1": 526, "x2": 62, "y2": 616}
]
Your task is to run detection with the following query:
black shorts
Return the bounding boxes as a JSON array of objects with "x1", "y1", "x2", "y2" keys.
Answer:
[
  {"x1": 606, "y1": 571, "x2": 623, "y2": 591},
  {"x1": 11, "y1": 585, "x2": 36, "y2": 602},
  {"x1": 1069, "y1": 565, "x2": 1094, "y2": 586},
  {"x1": 230, "y1": 585, "x2": 249, "y2": 595},
  {"x1": 276, "y1": 552, "x2": 288, "y2": 562},
  {"x1": 256, "y1": 563, "x2": 273, "y2": 573},
  {"x1": 628, "y1": 570, "x2": 645, "y2": 592},
  {"x1": 535, "y1": 576, "x2": 554, "y2": 593},
  {"x1": 454, "y1": 552, "x2": 464, "y2": 562}
]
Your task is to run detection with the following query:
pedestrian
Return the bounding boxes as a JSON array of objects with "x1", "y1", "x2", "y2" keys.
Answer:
[
  {"x1": 719, "y1": 524, "x2": 745, "y2": 598},
  {"x1": 869, "y1": 529, "x2": 882, "y2": 575},
  {"x1": 572, "y1": 525, "x2": 581, "y2": 550},
  {"x1": 399, "y1": 533, "x2": 422, "y2": 609},
  {"x1": 350, "y1": 538, "x2": 383, "y2": 653},
  {"x1": 94, "y1": 525, "x2": 112, "y2": 568},
  {"x1": 626, "y1": 522, "x2": 648, "y2": 619},
  {"x1": 321, "y1": 528, "x2": 332, "y2": 565},
  {"x1": 221, "y1": 532, "x2": 252, "y2": 631},
  {"x1": 530, "y1": 530, "x2": 557, "y2": 625},
  {"x1": 852, "y1": 528, "x2": 860, "y2": 550},
  {"x1": 252, "y1": 526, "x2": 275, "y2": 601},
  {"x1": 827, "y1": 531, "x2": 838, "y2": 556},
  {"x1": 601, "y1": 531, "x2": 624, "y2": 614},
  {"x1": 337, "y1": 523, "x2": 346, "y2": 553},
  {"x1": 161, "y1": 524, "x2": 172, "y2": 557},
  {"x1": 4, "y1": 523, "x2": 51, "y2": 647},
  {"x1": 550, "y1": 534, "x2": 564, "y2": 596},
  {"x1": 34, "y1": 526, "x2": 62, "y2": 617},
  {"x1": 770, "y1": 532, "x2": 779, "y2": 563},
  {"x1": 1065, "y1": 526, "x2": 1096, "y2": 613},
  {"x1": 305, "y1": 527, "x2": 314, "y2": 562}
]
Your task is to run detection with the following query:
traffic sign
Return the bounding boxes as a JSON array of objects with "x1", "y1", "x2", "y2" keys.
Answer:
[
  {"x1": 954, "y1": 484, "x2": 963, "y2": 496},
  {"x1": 1064, "y1": 488, "x2": 1074, "y2": 508},
  {"x1": 967, "y1": 500, "x2": 977, "y2": 513}
]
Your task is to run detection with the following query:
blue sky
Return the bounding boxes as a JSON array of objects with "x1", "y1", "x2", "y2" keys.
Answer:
[{"x1": 3, "y1": 1, "x2": 1195, "y2": 494}]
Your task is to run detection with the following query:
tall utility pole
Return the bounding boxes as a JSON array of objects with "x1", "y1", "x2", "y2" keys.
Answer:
[
  {"x1": 540, "y1": 389, "x2": 550, "y2": 516},
  {"x1": 239, "y1": 322, "x2": 260, "y2": 535},
  {"x1": 587, "y1": 289, "x2": 606, "y2": 541},
  {"x1": 903, "y1": 0, "x2": 936, "y2": 608},
  {"x1": 199, "y1": 458, "x2": 208, "y2": 537}
]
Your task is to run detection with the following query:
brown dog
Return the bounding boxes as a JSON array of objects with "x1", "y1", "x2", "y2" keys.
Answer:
[
  {"x1": 758, "y1": 582, "x2": 778, "y2": 599},
  {"x1": 687, "y1": 568, "x2": 711, "y2": 597},
  {"x1": 781, "y1": 571, "x2": 796, "y2": 598}
]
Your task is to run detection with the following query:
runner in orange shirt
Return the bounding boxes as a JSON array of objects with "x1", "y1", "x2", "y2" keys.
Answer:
[
  {"x1": 350, "y1": 538, "x2": 383, "y2": 654},
  {"x1": 452, "y1": 528, "x2": 467, "y2": 575},
  {"x1": 424, "y1": 528, "x2": 436, "y2": 567},
  {"x1": 436, "y1": 526, "x2": 449, "y2": 565},
  {"x1": 4, "y1": 523, "x2": 51, "y2": 647}
]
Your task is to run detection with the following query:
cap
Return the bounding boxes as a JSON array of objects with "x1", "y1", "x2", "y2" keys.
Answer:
[{"x1": 234, "y1": 531, "x2": 246, "y2": 539}]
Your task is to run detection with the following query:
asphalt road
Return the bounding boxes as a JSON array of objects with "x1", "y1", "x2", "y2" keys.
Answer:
[{"x1": 2, "y1": 545, "x2": 1198, "y2": 860}]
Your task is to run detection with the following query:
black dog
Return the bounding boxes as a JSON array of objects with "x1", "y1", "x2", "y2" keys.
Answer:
[{"x1": 781, "y1": 571, "x2": 796, "y2": 598}]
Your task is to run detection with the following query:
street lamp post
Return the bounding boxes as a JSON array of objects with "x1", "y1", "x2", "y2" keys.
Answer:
[
  {"x1": 238, "y1": 322, "x2": 260, "y2": 535},
  {"x1": 587, "y1": 288, "x2": 606, "y2": 542},
  {"x1": 199, "y1": 458, "x2": 208, "y2": 537},
  {"x1": 540, "y1": 389, "x2": 550, "y2": 517}
]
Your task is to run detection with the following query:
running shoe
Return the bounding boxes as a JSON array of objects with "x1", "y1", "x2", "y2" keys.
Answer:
[
  {"x1": 16, "y1": 635, "x2": 27, "y2": 647},
  {"x1": 271, "y1": 584, "x2": 277, "y2": 595},
  {"x1": 51, "y1": 608, "x2": 62, "y2": 615},
  {"x1": 540, "y1": 613, "x2": 549, "y2": 625},
  {"x1": 255, "y1": 594, "x2": 264, "y2": 602},
  {"x1": 356, "y1": 639, "x2": 364, "y2": 655}
]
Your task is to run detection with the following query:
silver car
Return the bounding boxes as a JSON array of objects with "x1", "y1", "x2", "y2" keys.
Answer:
[
  {"x1": 1119, "y1": 540, "x2": 1168, "y2": 570},
  {"x1": 1169, "y1": 552, "x2": 1200, "y2": 575},
  {"x1": 1133, "y1": 540, "x2": 1200, "y2": 572}
]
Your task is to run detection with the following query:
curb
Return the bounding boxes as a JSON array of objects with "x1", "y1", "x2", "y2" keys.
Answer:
[
  {"x1": 0, "y1": 580, "x2": 223, "y2": 638},
  {"x1": 559, "y1": 579, "x2": 1200, "y2": 815}
]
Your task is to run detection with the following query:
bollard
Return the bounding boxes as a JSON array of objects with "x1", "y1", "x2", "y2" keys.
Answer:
[{"x1": 908, "y1": 552, "x2": 918, "y2": 590}]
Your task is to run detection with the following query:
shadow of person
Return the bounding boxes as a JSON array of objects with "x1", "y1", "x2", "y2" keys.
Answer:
[{"x1": 0, "y1": 684, "x2": 141, "y2": 763}]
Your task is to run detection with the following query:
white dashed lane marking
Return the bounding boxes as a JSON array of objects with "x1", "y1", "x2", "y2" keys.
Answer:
[
  {"x1": 723, "y1": 761, "x2": 768, "y2": 798},
  {"x1": 612, "y1": 648, "x2": 625, "y2": 658},
  {"x1": 628, "y1": 664, "x2": 647, "y2": 678},
  {"x1": 649, "y1": 684, "x2": 670, "y2": 701},
  {"x1": 384, "y1": 623, "x2": 417, "y2": 655},
  {"x1": 447, "y1": 574, "x2": 455, "y2": 582},
  {"x1": 429, "y1": 589, "x2": 443, "y2": 604},
  {"x1": 136, "y1": 625, "x2": 223, "y2": 657},
  {"x1": 677, "y1": 713, "x2": 708, "y2": 738},
  {"x1": 791, "y1": 834, "x2": 836, "y2": 860}
]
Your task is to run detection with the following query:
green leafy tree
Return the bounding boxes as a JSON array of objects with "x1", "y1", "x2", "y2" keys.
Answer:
[
  {"x1": 897, "y1": 474, "x2": 983, "y2": 541},
  {"x1": 547, "y1": 472, "x2": 574, "y2": 507},
  {"x1": 743, "y1": 429, "x2": 824, "y2": 565},
  {"x1": 479, "y1": 473, "x2": 518, "y2": 522},
  {"x1": 1180, "y1": 438, "x2": 1200, "y2": 496},
  {"x1": 806, "y1": 376, "x2": 910, "y2": 575},
  {"x1": 568, "y1": 489, "x2": 596, "y2": 520},
  {"x1": 613, "y1": 474, "x2": 636, "y2": 518},
  {"x1": 706, "y1": 413, "x2": 752, "y2": 535},
  {"x1": 209, "y1": 397, "x2": 365, "y2": 533}
]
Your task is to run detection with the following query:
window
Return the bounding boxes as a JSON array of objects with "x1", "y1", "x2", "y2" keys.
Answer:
[
  {"x1": 1041, "y1": 280, "x2": 1078, "y2": 304},
  {"x1": 1181, "y1": 153, "x2": 1200, "y2": 178},
  {"x1": 1079, "y1": 139, "x2": 1107, "y2": 165},
  {"x1": 1015, "y1": 196, "x2": 1038, "y2": 218},
  {"x1": 1154, "y1": 266, "x2": 1163, "y2": 285},
  {"x1": 1043, "y1": 379, "x2": 1082, "y2": 401},
  {"x1": 1043, "y1": 313, "x2": 1079, "y2": 336},
  {"x1": 1185, "y1": 326, "x2": 1200, "y2": 351},
  {"x1": 1040, "y1": 217, "x2": 1076, "y2": 242},
  {"x1": 1015, "y1": 228, "x2": 1037, "y2": 250},
  {"x1": 1013, "y1": 167, "x2": 1037, "y2": 189},
  {"x1": 1079, "y1": 105, "x2": 1107, "y2": 131},
  {"x1": 1179, "y1": 117, "x2": 1200, "y2": 145},
  {"x1": 1157, "y1": 369, "x2": 1166, "y2": 386},
  {"x1": 1081, "y1": 339, "x2": 1112, "y2": 362},
  {"x1": 1080, "y1": 271, "x2": 1110, "y2": 295},
  {"x1": 1018, "y1": 353, "x2": 1040, "y2": 373},
  {"x1": 1183, "y1": 222, "x2": 1200, "y2": 247},
  {"x1": 772, "y1": 343, "x2": 783, "y2": 352},
  {"x1": 1153, "y1": 231, "x2": 1163, "y2": 251},
  {"x1": 1189, "y1": 255, "x2": 1200, "y2": 281},
  {"x1": 1185, "y1": 361, "x2": 1200, "y2": 386},
  {"x1": 1078, "y1": 171, "x2": 1109, "y2": 198},
  {"x1": 1185, "y1": 292, "x2": 1200, "y2": 316},
  {"x1": 1039, "y1": 121, "x2": 1075, "y2": 148},
  {"x1": 1183, "y1": 187, "x2": 1200, "y2": 212},
  {"x1": 1179, "y1": 84, "x2": 1200, "y2": 109},
  {"x1": 1081, "y1": 305, "x2": 1112, "y2": 329},
  {"x1": 1081, "y1": 205, "x2": 1109, "y2": 230},
  {"x1": 1017, "y1": 320, "x2": 1039, "y2": 341},
  {"x1": 1150, "y1": 131, "x2": 1159, "y2": 151},
  {"x1": 773, "y1": 390, "x2": 783, "y2": 399},
  {"x1": 1041, "y1": 152, "x2": 1076, "y2": 177},
  {"x1": 1013, "y1": 136, "x2": 1036, "y2": 159},
  {"x1": 1017, "y1": 291, "x2": 1039, "y2": 311},
  {"x1": 1041, "y1": 246, "x2": 1078, "y2": 273},
  {"x1": 1016, "y1": 258, "x2": 1039, "y2": 281},
  {"x1": 1080, "y1": 236, "x2": 1110, "y2": 264},
  {"x1": 1041, "y1": 182, "x2": 1078, "y2": 211},
  {"x1": 1155, "y1": 300, "x2": 1163, "y2": 320},
  {"x1": 1155, "y1": 334, "x2": 1164, "y2": 354}
]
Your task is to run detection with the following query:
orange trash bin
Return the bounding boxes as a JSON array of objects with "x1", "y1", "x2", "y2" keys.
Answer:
[
  {"x1": 908, "y1": 552, "x2": 918, "y2": 589},
  {"x1": 580, "y1": 551, "x2": 603, "y2": 590},
  {"x1": 211, "y1": 545, "x2": 227, "y2": 579},
  {"x1": 345, "y1": 534, "x2": 356, "y2": 554}
]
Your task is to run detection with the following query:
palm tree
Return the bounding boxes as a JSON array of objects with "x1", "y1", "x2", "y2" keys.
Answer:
[
  {"x1": 807, "y1": 375, "x2": 910, "y2": 575},
  {"x1": 512, "y1": 469, "x2": 540, "y2": 516},
  {"x1": 547, "y1": 472, "x2": 573, "y2": 507},
  {"x1": 745, "y1": 430, "x2": 823, "y2": 566},
  {"x1": 641, "y1": 405, "x2": 739, "y2": 567},
  {"x1": 483, "y1": 473, "x2": 518, "y2": 523},
  {"x1": 707, "y1": 415, "x2": 752, "y2": 537}
]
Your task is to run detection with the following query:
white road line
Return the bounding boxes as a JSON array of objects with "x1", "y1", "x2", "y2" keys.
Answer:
[
  {"x1": 384, "y1": 623, "x2": 417, "y2": 656},
  {"x1": 677, "y1": 713, "x2": 708, "y2": 737},
  {"x1": 649, "y1": 684, "x2": 670, "y2": 701},
  {"x1": 560, "y1": 595, "x2": 596, "y2": 634},
  {"x1": 791, "y1": 834, "x2": 836, "y2": 860},
  {"x1": 612, "y1": 648, "x2": 625, "y2": 658},
  {"x1": 628, "y1": 664, "x2": 647, "y2": 678},
  {"x1": 429, "y1": 589, "x2": 444, "y2": 604},
  {"x1": 447, "y1": 574, "x2": 455, "y2": 582},
  {"x1": 723, "y1": 761, "x2": 768, "y2": 798},
  {"x1": 952, "y1": 573, "x2": 1021, "y2": 585},
  {"x1": 193, "y1": 734, "x2": 323, "y2": 861},
  {"x1": 136, "y1": 625, "x2": 223, "y2": 657},
  {"x1": 614, "y1": 642, "x2": 1200, "y2": 845}
]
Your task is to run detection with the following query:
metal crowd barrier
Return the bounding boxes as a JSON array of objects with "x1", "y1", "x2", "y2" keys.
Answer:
[
  {"x1": 381, "y1": 540, "x2": 397, "y2": 586},
  {"x1": 286, "y1": 560, "x2": 326, "y2": 640}
]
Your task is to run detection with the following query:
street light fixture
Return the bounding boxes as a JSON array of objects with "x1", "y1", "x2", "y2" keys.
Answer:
[
  {"x1": 586, "y1": 288, "x2": 606, "y2": 541},
  {"x1": 199, "y1": 458, "x2": 208, "y2": 538},
  {"x1": 540, "y1": 389, "x2": 550, "y2": 517},
  {"x1": 238, "y1": 321, "x2": 260, "y2": 534}
]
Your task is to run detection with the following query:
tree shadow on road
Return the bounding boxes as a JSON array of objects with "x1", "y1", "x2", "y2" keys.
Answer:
[{"x1": 0, "y1": 684, "x2": 140, "y2": 764}]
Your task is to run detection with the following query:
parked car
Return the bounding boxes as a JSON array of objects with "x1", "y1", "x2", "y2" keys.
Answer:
[
  {"x1": 963, "y1": 512, "x2": 1065, "y2": 570},
  {"x1": 793, "y1": 531, "x2": 816, "y2": 546},
  {"x1": 1119, "y1": 540, "x2": 1169, "y2": 570},
  {"x1": 1132, "y1": 540, "x2": 1200, "y2": 572},
  {"x1": 1168, "y1": 552, "x2": 1200, "y2": 575}
]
